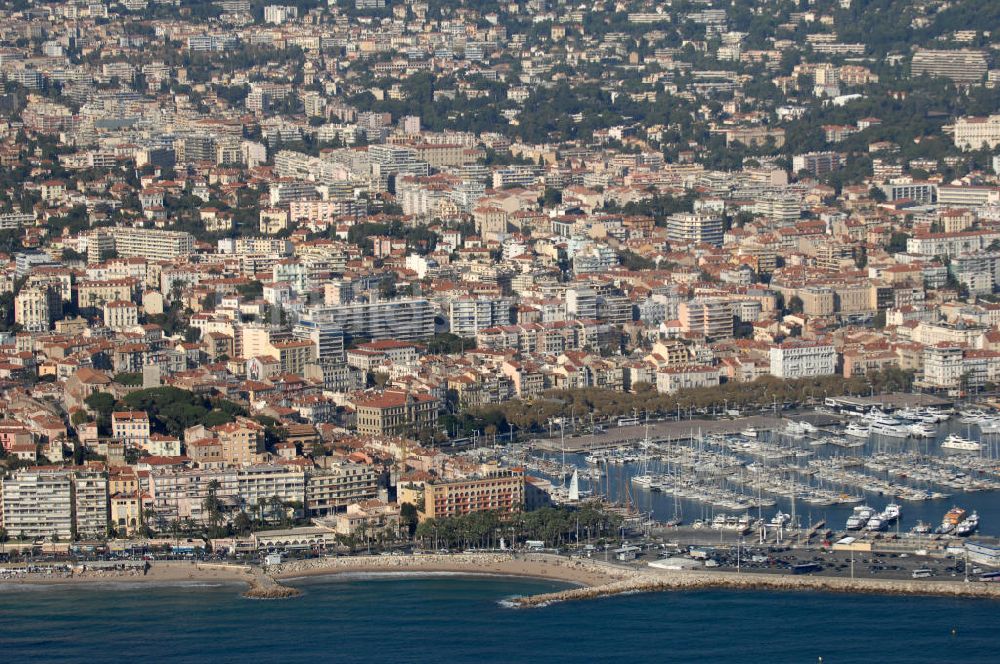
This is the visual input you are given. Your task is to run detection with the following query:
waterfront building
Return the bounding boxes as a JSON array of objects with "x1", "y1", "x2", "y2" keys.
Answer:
[{"x1": 422, "y1": 470, "x2": 525, "y2": 520}]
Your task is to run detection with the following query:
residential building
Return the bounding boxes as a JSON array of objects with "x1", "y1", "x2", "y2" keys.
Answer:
[
  {"x1": 769, "y1": 342, "x2": 837, "y2": 379},
  {"x1": 354, "y1": 391, "x2": 439, "y2": 436},
  {"x1": 422, "y1": 470, "x2": 525, "y2": 520}
]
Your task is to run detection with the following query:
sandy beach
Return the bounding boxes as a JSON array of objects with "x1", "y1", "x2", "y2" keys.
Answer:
[
  {"x1": 272, "y1": 553, "x2": 626, "y2": 588},
  {"x1": 1, "y1": 561, "x2": 255, "y2": 587}
]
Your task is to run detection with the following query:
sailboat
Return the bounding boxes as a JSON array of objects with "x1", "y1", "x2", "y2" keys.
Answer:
[{"x1": 568, "y1": 468, "x2": 580, "y2": 502}]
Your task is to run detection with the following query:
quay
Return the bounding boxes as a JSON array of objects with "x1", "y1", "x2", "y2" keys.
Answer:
[{"x1": 534, "y1": 415, "x2": 787, "y2": 453}]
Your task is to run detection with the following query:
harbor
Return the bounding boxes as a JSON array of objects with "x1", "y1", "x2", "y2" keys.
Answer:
[{"x1": 471, "y1": 395, "x2": 1000, "y2": 544}]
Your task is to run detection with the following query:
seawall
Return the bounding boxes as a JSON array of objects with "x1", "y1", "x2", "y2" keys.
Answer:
[{"x1": 511, "y1": 566, "x2": 1000, "y2": 607}]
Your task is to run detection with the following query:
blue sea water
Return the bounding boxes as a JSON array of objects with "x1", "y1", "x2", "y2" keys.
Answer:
[{"x1": 1, "y1": 574, "x2": 997, "y2": 663}]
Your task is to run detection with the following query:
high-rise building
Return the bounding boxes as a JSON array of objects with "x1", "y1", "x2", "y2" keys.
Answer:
[
  {"x1": 792, "y1": 151, "x2": 843, "y2": 176},
  {"x1": 565, "y1": 287, "x2": 598, "y2": 320},
  {"x1": 679, "y1": 298, "x2": 733, "y2": 341},
  {"x1": 450, "y1": 297, "x2": 511, "y2": 336},
  {"x1": 293, "y1": 315, "x2": 347, "y2": 362},
  {"x1": 1, "y1": 470, "x2": 73, "y2": 540}
]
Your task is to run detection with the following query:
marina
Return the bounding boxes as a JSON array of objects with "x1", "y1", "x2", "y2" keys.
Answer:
[{"x1": 488, "y1": 396, "x2": 1000, "y2": 539}]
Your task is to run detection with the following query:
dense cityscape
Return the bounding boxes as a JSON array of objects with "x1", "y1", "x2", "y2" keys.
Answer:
[{"x1": 1, "y1": 1, "x2": 1000, "y2": 646}]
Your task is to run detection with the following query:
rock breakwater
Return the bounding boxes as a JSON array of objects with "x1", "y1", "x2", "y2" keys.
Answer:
[
  {"x1": 242, "y1": 571, "x2": 302, "y2": 600},
  {"x1": 511, "y1": 568, "x2": 1000, "y2": 607}
]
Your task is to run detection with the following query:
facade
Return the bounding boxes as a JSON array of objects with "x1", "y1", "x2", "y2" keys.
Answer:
[
  {"x1": 450, "y1": 297, "x2": 510, "y2": 337},
  {"x1": 953, "y1": 115, "x2": 1000, "y2": 151},
  {"x1": 236, "y1": 465, "x2": 306, "y2": 512},
  {"x1": 769, "y1": 342, "x2": 837, "y2": 379},
  {"x1": 214, "y1": 418, "x2": 266, "y2": 467},
  {"x1": 655, "y1": 365, "x2": 720, "y2": 394},
  {"x1": 679, "y1": 298, "x2": 733, "y2": 340},
  {"x1": 422, "y1": 470, "x2": 525, "y2": 520},
  {"x1": 15, "y1": 285, "x2": 60, "y2": 332},
  {"x1": 107, "y1": 228, "x2": 195, "y2": 260},
  {"x1": 104, "y1": 300, "x2": 139, "y2": 330},
  {"x1": 354, "y1": 391, "x2": 439, "y2": 436},
  {"x1": 112, "y1": 411, "x2": 151, "y2": 449},
  {"x1": 305, "y1": 463, "x2": 380, "y2": 516},
  {"x1": 665, "y1": 212, "x2": 724, "y2": 247},
  {"x1": 911, "y1": 49, "x2": 988, "y2": 83},
  {"x1": 792, "y1": 151, "x2": 842, "y2": 176},
  {"x1": 303, "y1": 299, "x2": 434, "y2": 341},
  {"x1": 1, "y1": 470, "x2": 74, "y2": 540}
]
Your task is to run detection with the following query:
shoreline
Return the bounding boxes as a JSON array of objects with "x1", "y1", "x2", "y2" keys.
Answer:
[
  {"x1": 271, "y1": 553, "x2": 620, "y2": 589},
  {"x1": 4, "y1": 554, "x2": 1000, "y2": 605}
]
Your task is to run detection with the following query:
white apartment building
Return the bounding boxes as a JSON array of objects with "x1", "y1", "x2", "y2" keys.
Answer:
[
  {"x1": 665, "y1": 212, "x2": 724, "y2": 246},
  {"x1": 237, "y1": 465, "x2": 306, "y2": 511},
  {"x1": 305, "y1": 463, "x2": 380, "y2": 516},
  {"x1": 1, "y1": 470, "x2": 74, "y2": 540},
  {"x1": 110, "y1": 228, "x2": 195, "y2": 260},
  {"x1": 112, "y1": 411, "x2": 151, "y2": 450},
  {"x1": 15, "y1": 285, "x2": 59, "y2": 332},
  {"x1": 104, "y1": 300, "x2": 139, "y2": 330},
  {"x1": 655, "y1": 365, "x2": 720, "y2": 394},
  {"x1": 769, "y1": 342, "x2": 837, "y2": 379},
  {"x1": 304, "y1": 299, "x2": 435, "y2": 341},
  {"x1": 907, "y1": 230, "x2": 1000, "y2": 258},
  {"x1": 953, "y1": 115, "x2": 1000, "y2": 150},
  {"x1": 73, "y1": 471, "x2": 110, "y2": 539},
  {"x1": 450, "y1": 297, "x2": 511, "y2": 337},
  {"x1": 566, "y1": 287, "x2": 598, "y2": 320}
]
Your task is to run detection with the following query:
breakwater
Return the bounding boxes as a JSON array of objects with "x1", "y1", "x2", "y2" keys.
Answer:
[
  {"x1": 511, "y1": 566, "x2": 1000, "y2": 607},
  {"x1": 243, "y1": 570, "x2": 302, "y2": 599}
]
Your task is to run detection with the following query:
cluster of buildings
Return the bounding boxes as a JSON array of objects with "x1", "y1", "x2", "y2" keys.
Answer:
[{"x1": 0, "y1": 0, "x2": 1000, "y2": 544}]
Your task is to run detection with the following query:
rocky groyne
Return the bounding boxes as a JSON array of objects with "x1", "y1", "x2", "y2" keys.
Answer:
[{"x1": 242, "y1": 570, "x2": 302, "y2": 600}]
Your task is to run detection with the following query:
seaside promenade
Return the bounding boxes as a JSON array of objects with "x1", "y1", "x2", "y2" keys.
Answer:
[{"x1": 6, "y1": 553, "x2": 1000, "y2": 604}]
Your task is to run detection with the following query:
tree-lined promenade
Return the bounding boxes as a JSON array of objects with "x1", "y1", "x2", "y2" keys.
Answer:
[{"x1": 453, "y1": 370, "x2": 915, "y2": 436}]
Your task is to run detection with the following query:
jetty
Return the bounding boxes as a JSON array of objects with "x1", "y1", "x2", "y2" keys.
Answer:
[
  {"x1": 510, "y1": 559, "x2": 1000, "y2": 608},
  {"x1": 243, "y1": 569, "x2": 301, "y2": 599}
]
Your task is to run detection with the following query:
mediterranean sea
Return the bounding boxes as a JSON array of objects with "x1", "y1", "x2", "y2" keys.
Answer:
[{"x1": 1, "y1": 574, "x2": 996, "y2": 663}]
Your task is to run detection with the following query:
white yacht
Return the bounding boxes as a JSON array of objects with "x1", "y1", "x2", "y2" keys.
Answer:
[
  {"x1": 941, "y1": 435, "x2": 982, "y2": 452},
  {"x1": 844, "y1": 421, "x2": 870, "y2": 438},
  {"x1": 769, "y1": 511, "x2": 791, "y2": 528},
  {"x1": 870, "y1": 421, "x2": 909, "y2": 438},
  {"x1": 741, "y1": 426, "x2": 758, "y2": 438},
  {"x1": 866, "y1": 514, "x2": 886, "y2": 531},
  {"x1": 846, "y1": 505, "x2": 875, "y2": 530},
  {"x1": 977, "y1": 417, "x2": 1000, "y2": 434},
  {"x1": 863, "y1": 409, "x2": 899, "y2": 426},
  {"x1": 881, "y1": 503, "x2": 901, "y2": 524},
  {"x1": 631, "y1": 474, "x2": 655, "y2": 489},
  {"x1": 784, "y1": 421, "x2": 807, "y2": 438},
  {"x1": 955, "y1": 512, "x2": 980, "y2": 537},
  {"x1": 909, "y1": 421, "x2": 937, "y2": 438}
]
